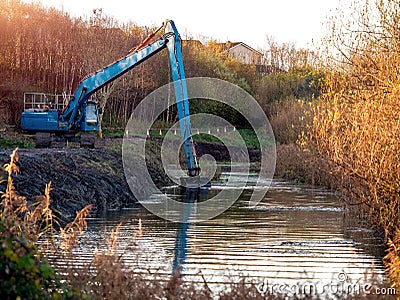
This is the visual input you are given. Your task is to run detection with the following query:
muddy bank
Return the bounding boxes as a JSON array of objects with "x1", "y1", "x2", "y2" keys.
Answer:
[
  {"x1": 195, "y1": 141, "x2": 260, "y2": 162},
  {"x1": 0, "y1": 138, "x2": 261, "y2": 218},
  {"x1": 0, "y1": 145, "x2": 168, "y2": 219}
]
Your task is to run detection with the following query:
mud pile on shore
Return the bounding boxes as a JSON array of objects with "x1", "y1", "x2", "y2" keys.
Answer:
[{"x1": 0, "y1": 146, "x2": 167, "y2": 218}]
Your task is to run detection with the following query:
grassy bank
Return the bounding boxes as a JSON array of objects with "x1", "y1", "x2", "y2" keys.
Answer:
[
  {"x1": 104, "y1": 127, "x2": 262, "y2": 150},
  {"x1": 0, "y1": 132, "x2": 34, "y2": 149}
]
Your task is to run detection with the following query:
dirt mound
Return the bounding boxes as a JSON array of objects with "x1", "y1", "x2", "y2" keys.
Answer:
[{"x1": 0, "y1": 146, "x2": 167, "y2": 219}]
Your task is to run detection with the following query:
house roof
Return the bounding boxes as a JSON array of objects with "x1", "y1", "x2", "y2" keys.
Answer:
[
  {"x1": 228, "y1": 42, "x2": 263, "y2": 57},
  {"x1": 212, "y1": 41, "x2": 263, "y2": 56}
]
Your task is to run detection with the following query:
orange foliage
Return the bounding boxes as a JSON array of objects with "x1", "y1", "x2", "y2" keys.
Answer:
[{"x1": 308, "y1": 0, "x2": 400, "y2": 289}]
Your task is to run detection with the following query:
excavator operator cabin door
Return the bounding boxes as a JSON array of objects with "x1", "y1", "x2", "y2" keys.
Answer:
[{"x1": 82, "y1": 102, "x2": 99, "y2": 132}]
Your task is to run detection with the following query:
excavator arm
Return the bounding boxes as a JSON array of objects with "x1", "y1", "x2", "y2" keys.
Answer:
[
  {"x1": 22, "y1": 20, "x2": 201, "y2": 178},
  {"x1": 63, "y1": 20, "x2": 199, "y2": 176},
  {"x1": 164, "y1": 21, "x2": 199, "y2": 176},
  {"x1": 61, "y1": 32, "x2": 167, "y2": 127}
]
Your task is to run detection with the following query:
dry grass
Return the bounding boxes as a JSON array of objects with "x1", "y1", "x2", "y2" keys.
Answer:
[
  {"x1": 308, "y1": 60, "x2": 400, "y2": 290},
  {"x1": 269, "y1": 97, "x2": 312, "y2": 145},
  {"x1": 275, "y1": 143, "x2": 332, "y2": 187},
  {"x1": 269, "y1": 96, "x2": 336, "y2": 188}
]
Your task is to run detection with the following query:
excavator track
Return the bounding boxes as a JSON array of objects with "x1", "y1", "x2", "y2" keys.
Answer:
[
  {"x1": 35, "y1": 132, "x2": 51, "y2": 148},
  {"x1": 34, "y1": 132, "x2": 95, "y2": 148}
]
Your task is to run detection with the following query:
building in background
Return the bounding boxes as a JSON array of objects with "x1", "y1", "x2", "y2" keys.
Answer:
[{"x1": 223, "y1": 42, "x2": 264, "y2": 65}]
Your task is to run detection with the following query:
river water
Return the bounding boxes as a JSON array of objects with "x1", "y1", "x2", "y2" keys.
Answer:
[{"x1": 64, "y1": 171, "x2": 390, "y2": 298}]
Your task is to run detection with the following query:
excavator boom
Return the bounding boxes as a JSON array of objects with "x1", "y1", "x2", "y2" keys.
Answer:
[{"x1": 21, "y1": 20, "x2": 201, "y2": 178}]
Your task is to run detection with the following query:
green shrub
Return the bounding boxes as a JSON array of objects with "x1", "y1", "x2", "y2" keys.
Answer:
[{"x1": 0, "y1": 220, "x2": 63, "y2": 299}]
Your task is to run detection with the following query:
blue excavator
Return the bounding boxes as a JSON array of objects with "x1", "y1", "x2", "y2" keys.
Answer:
[{"x1": 21, "y1": 20, "x2": 205, "y2": 181}]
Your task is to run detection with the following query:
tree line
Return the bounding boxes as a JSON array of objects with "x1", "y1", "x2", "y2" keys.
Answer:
[{"x1": 0, "y1": 0, "x2": 320, "y2": 133}]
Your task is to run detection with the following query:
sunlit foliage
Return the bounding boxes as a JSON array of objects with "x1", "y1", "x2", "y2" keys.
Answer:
[{"x1": 308, "y1": 0, "x2": 400, "y2": 288}]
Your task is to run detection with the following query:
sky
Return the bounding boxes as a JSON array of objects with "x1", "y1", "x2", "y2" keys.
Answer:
[{"x1": 32, "y1": 0, "x2": 349, "y2": 50}]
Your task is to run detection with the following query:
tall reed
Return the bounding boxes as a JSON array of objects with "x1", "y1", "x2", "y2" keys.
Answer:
[{"x1": 307, "y1": 0, "x2": 400, "y2": 288}]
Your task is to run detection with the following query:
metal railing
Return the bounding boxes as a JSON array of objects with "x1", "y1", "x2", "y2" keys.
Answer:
[{"x1": 23, "y1": 93, "x2": 72, "y2": 112}]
